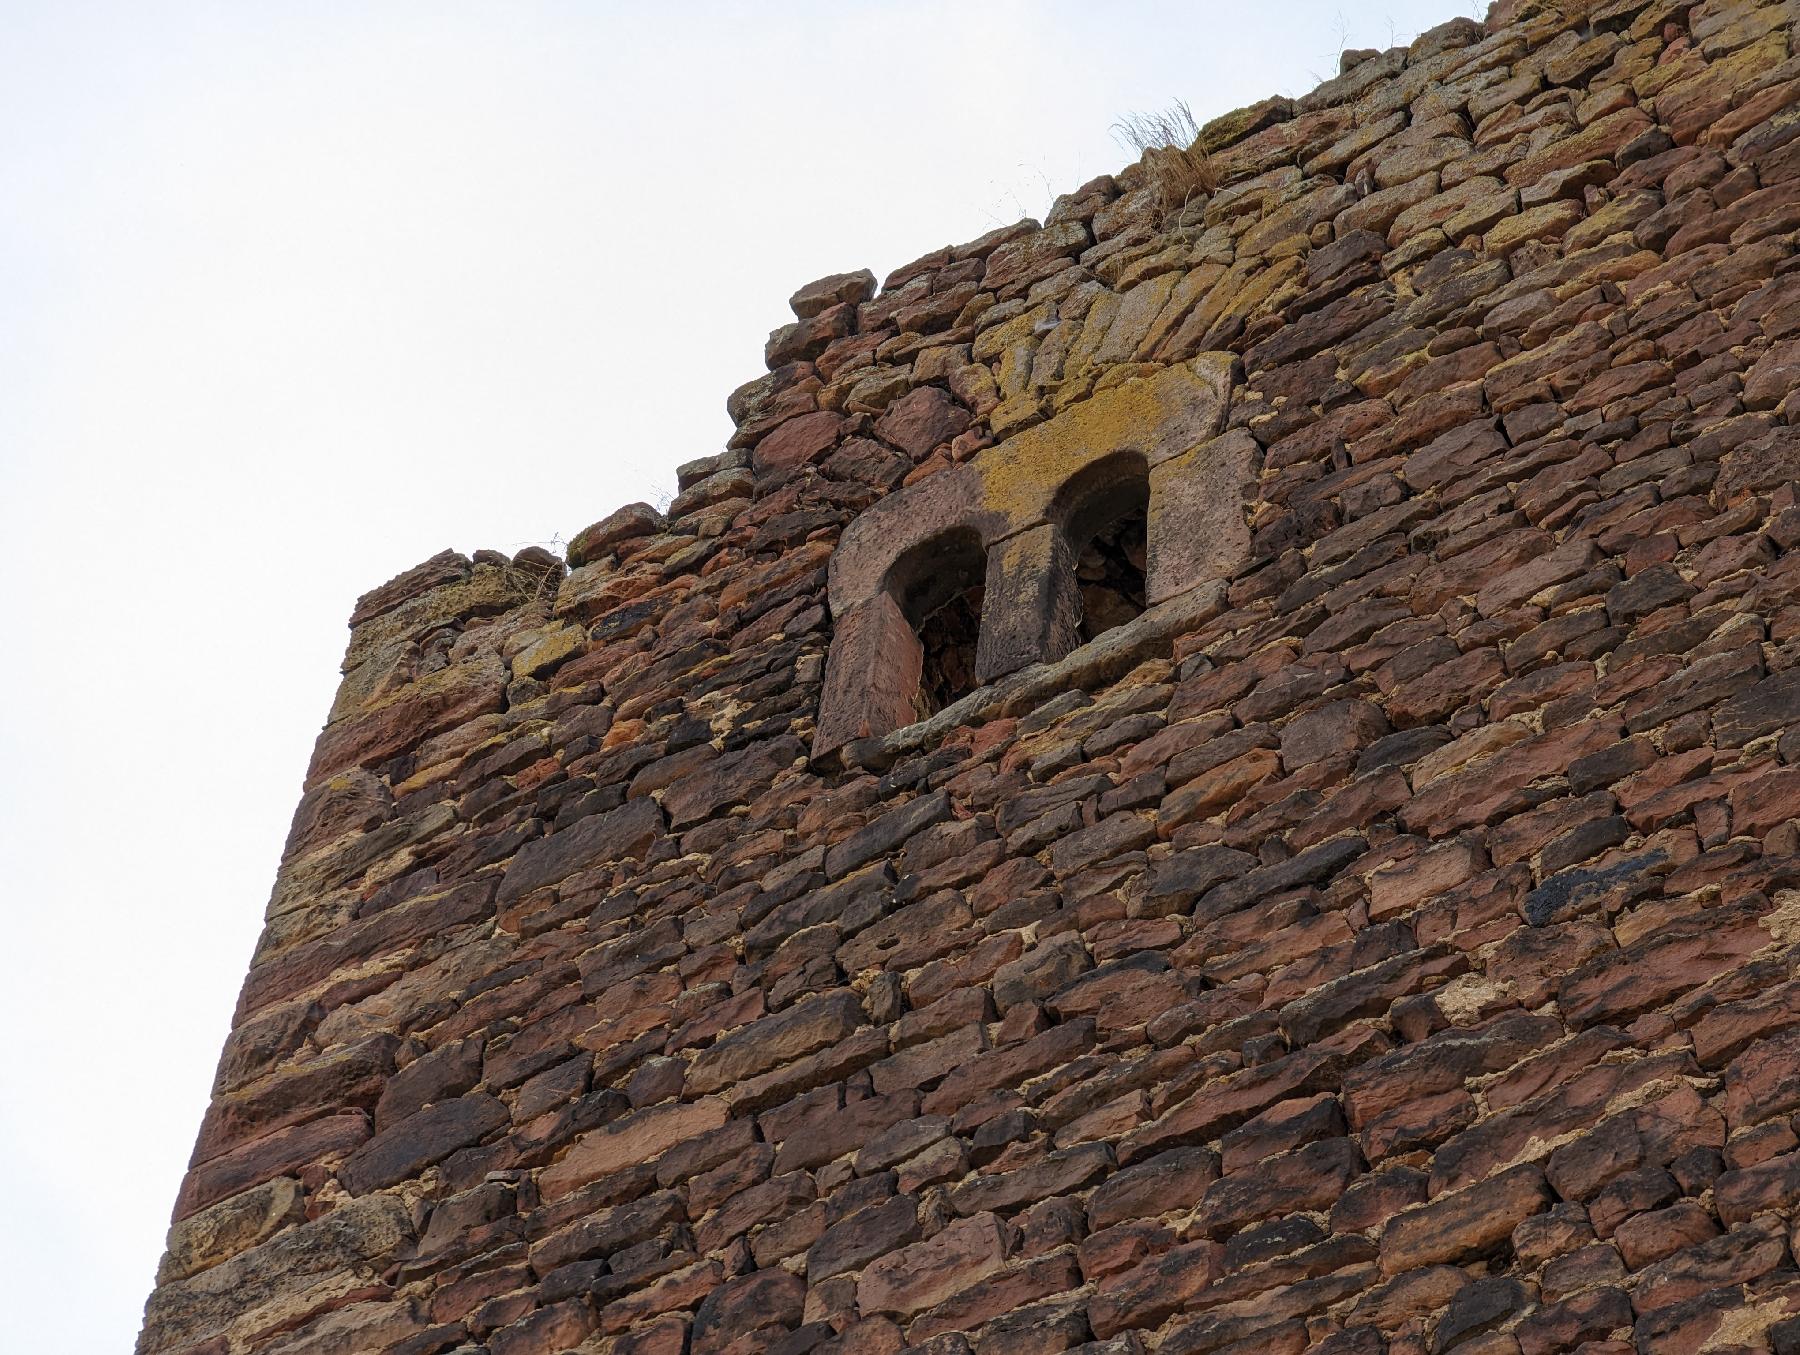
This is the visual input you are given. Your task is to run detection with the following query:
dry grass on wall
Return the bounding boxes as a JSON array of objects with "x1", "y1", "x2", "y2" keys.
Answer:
[{"x1": 1112, "y1": 99, "x2": 1217, "y2": 225}]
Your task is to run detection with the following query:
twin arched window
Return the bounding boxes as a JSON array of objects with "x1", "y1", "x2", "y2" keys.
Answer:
[
  {"x1": 813, "y1": 357, "x2": 1249, "y2": 759},
  {"x1": 893, "y1": 457, "x2": 1152, "y2": 722}
]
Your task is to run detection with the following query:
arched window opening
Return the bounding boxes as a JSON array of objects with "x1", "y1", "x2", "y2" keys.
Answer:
[
  {"x1": 1057, "y1": 453, "x2": 1151, "y2": 646},
  {"x1": 890, "y1": 526, "x2": 988, "y2": 721}
]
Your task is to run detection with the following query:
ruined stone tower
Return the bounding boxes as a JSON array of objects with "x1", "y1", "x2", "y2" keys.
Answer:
[{"x1": 142, "y1": 3, "x2": 1800, "y2": 1353}]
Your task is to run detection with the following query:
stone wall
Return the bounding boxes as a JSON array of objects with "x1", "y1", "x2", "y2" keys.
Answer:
[{"x1": 142, "y1": 2, "x2": 1800, "y2": 1353}]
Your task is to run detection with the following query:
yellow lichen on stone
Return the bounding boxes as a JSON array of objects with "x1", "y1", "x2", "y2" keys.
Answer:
[
  {"x1": 970, "y1": 355, "x2": 1232, "y2": 525},
  {"x1": 511, "y1": 624, "x2": 585, "y2": 681}
]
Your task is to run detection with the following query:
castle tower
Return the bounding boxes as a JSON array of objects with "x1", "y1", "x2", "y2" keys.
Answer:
[{"x1": 143, "y1": 4, "x2": 1800, "y2": 1352}]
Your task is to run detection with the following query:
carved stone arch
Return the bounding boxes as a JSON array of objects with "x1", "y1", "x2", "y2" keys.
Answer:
[
  {"x1": 815, "y1": 469, "x2": 1009, "y2": 756},
  {"x1": 825, "y1": 462, "x2": 1008, "y2": 620},
  {"x1": 1055, "y1": 448, "x2": 1152, "y2": 547}
]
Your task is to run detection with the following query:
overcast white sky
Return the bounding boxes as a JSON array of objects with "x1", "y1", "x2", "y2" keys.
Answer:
[{"x1": 0, "y1": 3, "x2": 1471, "y2": 1347}]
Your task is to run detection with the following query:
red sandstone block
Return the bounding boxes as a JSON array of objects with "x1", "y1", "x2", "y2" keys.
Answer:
[
  {"x1": 1430, "y1": 1052, "x2": 1697, "y2": 1197},
  {"x1": 1192, "y1": 1136, "x2": 1362, "y2": 1239},
  {"x1": 922, "y1": 1020, "x2": 1094, "y2": 1118},
  {"x1": 691, "y1": 1268, "x2": 805, "y2": 1353},
  {"x1": 238, "y1": 878, "x2": 497, "y2": 1019},
  {"x1": 1557, "y1": 895, "x2": 1776, "y2": 1026},
  {"x1": 307, "y1": 654, "x2": 508, "y2": 787},
  {"x1": 1629, "y1": 1216, "x2": 1789, "y2": 1316},
  {"x1": 1723, "y1": 1027, "x2": 1800, "y2": 1131},
  {"x1": 1158, "y1": 747, "x2": 1283, "y2": 832},
  {"x1": 693, "y1": 1171, "x2": 814, "y2": 1255},
  {"x1": 598, "y1": 1263, "x2": 725, "y2": 1336},
  {"x1": 1379, "y1": 1164, "x2": 1552, "y2": 1274},
  {"x1": 875, "y1": 386, "x2": 972, "y2": 460},
  {"x1": 1277, "y1": 945, "x2": 1465, "y2": 1046},
  {"x1": 1615, "y1": 1201, "x2": 1721, "y2": 1272},
  {"x1": 1218, "y1": 1092, "x2": 1344, "y2": 1173},
  {"x1": 1412, "y1": 865, "x2": 1528, "y2": 953},
  {"x1": 684, "y1": 990, "x2": 865, "y2": 1098},
  {"x1": 1729, "y1": 764, "x2": 1800, "y2": 837},
  {"x1": 1399, "y1": 718, "x2": 1624, "y2": 837},
  {"x1": 1120, "y1": 1048, "x2": 1344, "y2": 1164},
  {"x1": 1359, "y1": 1088, "x2": 1476, "y2": 1163},
  {"x1": 539, "y1": 1097, "x2": 729, "y2": 1200},
  {"x1": 1079, "y1": 1218, "x2": 1173, "y2": 1282},
  {"x1": 192, "y1": 1034, "x2": 397, "y2": 1165},
  {"x1": 1047, "y1": 955, "x2": 1185, "y2": 1034},
  {"x1": 806, "y1": 1196, "x2": 920, "y2": 1283},
  {"x1": 1342, "y1": 1013, "x2": 1559, "y2": 1130},
  {"x1": 1516, "y1": 1287, "x2": 1633, "y2": 1355},
  {"x1": 1688, "y1": 977, "x2": 1800, "y2": 1069},
  {"x1": 902, "y1": 1252, "x2": 1082, "y2": 1344},
  {"x1": 339, "y1": 1092, "x2": 507, "y2": 1196},
  {"x1": 1087, "y1": 1238, "x2": 1222, "y2": 1339},
  {"x1": 1085, "y1": 1145, "x2": 1218, "y2": 1231},
  {"x1": 723, "y1": 1027, "x2": 891, "y2": 1115},
  {"x1": 947, "y1": 1143, "x2": 1110, "y2": 1217},
  {"x1": 855, "y1": 1212, "x2": 1010, "y2": 1321},
  {"x1": 1160, "y1": 1256, "x2": 1378, "y2": 1355},
  {"x1": 1484, "y1": 1026, "x2": 1627, "y2": 1115},
  {"x1": 1368, "y1": 839, "x2": 1485, "y2": 922}
]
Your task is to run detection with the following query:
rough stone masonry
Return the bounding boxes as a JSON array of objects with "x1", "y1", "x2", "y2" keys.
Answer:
[{"x1": 141, "y1": 2, "x2": 1800, "y2": 1352}]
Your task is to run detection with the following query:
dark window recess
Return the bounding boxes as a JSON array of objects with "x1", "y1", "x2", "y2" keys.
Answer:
[
  {"x1": 892, "y1": 526, "x2": 987, "y2": 721},
  {"x1": 1057, "y1": 452, "x2": 1151, "y2": 646},
  {"x1": 914, "y1": 582, "x2": 984, "y2": 719},
  {"x1": 1075, "y1": 504, "x2": 1148, "y2": 643}
]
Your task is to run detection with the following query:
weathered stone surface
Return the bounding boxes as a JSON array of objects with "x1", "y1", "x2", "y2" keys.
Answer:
[
  {"x1": 1085, "y1": 1146, "x2": 1219, "y2": 1230},
  {"x1": 1121, "y1": 1049, "x2": 1345, "y2": 1162},
  {"x1": 1088, "y1": 1239, "x2": 1224, "y2": 1339},
  {"x1": 756, "y1": 409, "x2": 846, "y2": 474},
  {"x1": 824, "y1": 791, "x2": 952, "y2": 879},
  {"x1": 791, "y1": 269, "x2": 876, "y2": 320},
  {"x1": 691, "y1": 1268, "x2": 804, "y2": 1352},
  {"x1": 806, "y1": 1195, "x2": 921, "y2": 1282},
  {"x1": 342, "y1": 561, "x2": 538, "y2": 670},
  {"x1": 857, "y1": 1212, "x2": 1010, "y2": 1319},
  {"x1": 567, "y1": 502, "x2": 662, "y2": 567},
  {"x1": 661, "y1": 737, "x2": 802, "y2": 829},
  {"x1": 141, "y1": 1196, "x2": 413, "y2": 1354},
  {"x1": 876, "y1": 387, "x2": 973, "y2": 460},
  {"x1": 259, "y1": 1299, "x2": 429, "y2": 1355},
  {"x1": 1191, "y1": 1136, "x2": 1362, "y2": 1238},
  {"x1": 685, "y1": 990, "x2": 865, "y2": 1096},
  {"x1": 496, "y1": 797, "x2": 665, "y2": 903},
  {"x1": 338, "y1": 1092, "x2": 507, "y2": 1195},
  {"x1": 949, "y1": 1142, "x2": 1111, "y2": 1216},
  {"x1": 1716, "y1": 669, "x2": 1800, "y2": 747},
  {"x1": 157, "y1": 1177, "x2": 306, "y2": 1285},
  {"x1": 308, "y1": 653, "x2": 506, "y2": 787},
  {"x1": 530, "y1": 1189, "x2": 683, "y2": 1274},
  {"x1": 1380, "y1": 1165, "x2": 1552, "y2": 1274},
  {"x1": 539, "y1": 1097, "x2": 730, "y2": 1199},
  {"x1": 194, "y1": 1035, "x2": 397, "y2": 1164},
  {"x1": 176, "y1": 1113, "x2": 371, "y2": 1219},
  {"x1": 993, "y1": 934, "x2": 1092, "y2": 1013}
]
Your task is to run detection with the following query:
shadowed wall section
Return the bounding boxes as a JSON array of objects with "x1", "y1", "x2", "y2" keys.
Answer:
[{"x1": 143, "y1": 3, "x2": 1800, "y2": 1354}]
